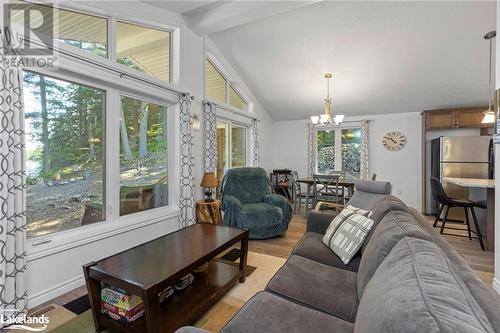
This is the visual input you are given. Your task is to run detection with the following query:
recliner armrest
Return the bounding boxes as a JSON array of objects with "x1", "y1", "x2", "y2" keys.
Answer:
[
  {"x1": 221, "y1": 195, "x2": 242, "y2": 212},
  {"x1": 307, "y1": 211, "x2": 336, "y2": 234},
  {"x1": 264, "y1": 193, "x2": 289, "y2": 207}
]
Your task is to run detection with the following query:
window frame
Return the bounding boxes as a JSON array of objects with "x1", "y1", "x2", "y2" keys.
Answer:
[
  {"x1": 314, "y1": 124, "x2": 362, "y2": 175},
  {"x1": 216, "y1": 118, "x2": 251, "y2": 171},
  {"x1": 22, "y1": 16, "x2": 180, "y2": 256},
  {"x1": 205, "y1": 56, "x2": 249, "y2": 112},
  {"x1": 18, "y1": 1, "x2": 180, "y2": 87}
]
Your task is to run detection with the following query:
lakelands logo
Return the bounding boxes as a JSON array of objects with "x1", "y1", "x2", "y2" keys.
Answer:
[
  {"x1": 2, "y1": 2, "x2": 57, "y2": 68},
  {"x1": 1, "y1": 310, "x2": 49, "y2": 332}
]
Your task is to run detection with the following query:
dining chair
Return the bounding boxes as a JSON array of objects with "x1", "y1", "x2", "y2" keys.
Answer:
[
  {"x1": 429, "y1": 177, "x2": 486, "y2": 250},
  {"x1": 291, "y1": 171, "x2": 315, "y2": 213},
  {"x1": 312, "y1": 174, "x2": 345, "y2": 213}
]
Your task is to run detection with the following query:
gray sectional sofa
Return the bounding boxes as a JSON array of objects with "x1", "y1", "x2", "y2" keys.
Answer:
[{"x1": 177, "y1": 180, "x2": 500, "y2": 333}]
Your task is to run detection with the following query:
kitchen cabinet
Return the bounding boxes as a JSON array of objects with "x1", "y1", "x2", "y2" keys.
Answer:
[{"x1": 425, "y1": 108, "x2": 491, "y2": 130}]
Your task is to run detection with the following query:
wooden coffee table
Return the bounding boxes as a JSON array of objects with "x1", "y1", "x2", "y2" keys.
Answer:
[{"x1": 83, "y1": 223, "x2": 249, "y2": 333}]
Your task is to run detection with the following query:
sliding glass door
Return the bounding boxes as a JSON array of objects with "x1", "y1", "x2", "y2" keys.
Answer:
[{"x1": 216, "y1": 121, "x2": 249, "y2": 191}]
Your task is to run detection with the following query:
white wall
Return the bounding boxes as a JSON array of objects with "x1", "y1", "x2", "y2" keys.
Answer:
[
  {"x1": 273, "y1": 112, "x2": 422, "y2": 208},
  {"x1": 27, "y1": 1, "x2": 275, "y2": 308}
]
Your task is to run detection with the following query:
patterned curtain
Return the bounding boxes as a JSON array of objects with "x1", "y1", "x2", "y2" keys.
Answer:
[
  {"x1": 202, "y1": 101, "x2": 217, "y2": 173},
  {"x1": 252, "y1": 119, "x2": 260, "y2": 167},
  {"x1": 307, "y1": 124, "x2": 317, "y2": 175},
  {"x1": 178, "y1": 93, "x2": 196, "y2": 228},
  {"x1": 0, "y1": 29, "x2": 28, "y2": 326},
  {"x1": 360, "y1": 120, "x2": 370, "y2": 180}
]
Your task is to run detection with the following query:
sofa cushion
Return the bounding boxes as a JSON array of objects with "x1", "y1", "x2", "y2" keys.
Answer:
[
  {"x1": 221, "y1": 292, "x2": 354, "y2": 333},
  {"x1": 355, "y1": 237, "x2": 495, "y2": 333},
  {"x1": 266, "y1": 255, "x2": 358, "y2": 322},
  {"x1": 328, "y1": 213, "x2": 374, "y2": 264},
  {"x1": 357, "y1": 210, "x2": 432, "y2": 297},
  {"x1": 236, "y1": 203, "x2": 282, "y2": 239},
  {"x1": 360, "y1": 195, "x2": 409, "y2": 254},
  {"x1": 292, "y1": 232, "x2": 361, "y2": 272}
]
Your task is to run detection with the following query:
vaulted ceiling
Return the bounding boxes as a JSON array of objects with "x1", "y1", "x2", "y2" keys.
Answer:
[{"x1": 150, "y1": 1, "x2": 497, "y2": 121}]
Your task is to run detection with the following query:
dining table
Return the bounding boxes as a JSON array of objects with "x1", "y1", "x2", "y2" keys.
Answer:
[
  {"x1": 296, "y1": 176, "x2": 356, "y2": 217},
  {"x1": 444, "y1": 177, "x2": 495, "y2": 251}
]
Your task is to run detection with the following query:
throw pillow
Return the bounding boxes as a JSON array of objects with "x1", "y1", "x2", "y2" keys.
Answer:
[
  {"x1": 321, "y1": 205, "x2": 371, "y2": 247},
  {"x1": 322, "y1": 207, "x2": 356, "y2": 247},
  {"x1": 329, "y1": 213, "x2": 374, "y2": 264},
  {"x1": 345, "y1": 205, "x2": 372, "y2": 217}
]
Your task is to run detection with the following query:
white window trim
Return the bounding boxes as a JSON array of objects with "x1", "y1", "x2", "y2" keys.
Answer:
[
  {"x1": 21, "y1": 0, "x2": 181, "y2": 89},
  {"x1": 314, "y1": 122, "x2": 362, "y2": 173},
  {"x1": 205, "y1": 54, "x2": 250, "y2": 113},
  {"x1": 216, "y1": 118, "x2": 252, "y2": 169},
  {"x1": 23, "y1": 34, "x2": 181, "y2": 258}
]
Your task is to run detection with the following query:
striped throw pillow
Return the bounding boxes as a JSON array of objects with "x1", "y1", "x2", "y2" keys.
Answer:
[
  {"x1": 322, "y1": 205, "x2": 372, "y2": 247},
  {"x1": 328, "y1": 213, "x2": 374, "y2": 264}
]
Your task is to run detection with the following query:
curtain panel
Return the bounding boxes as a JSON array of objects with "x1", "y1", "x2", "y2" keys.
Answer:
[
  {"x1": 202, "y1": 101, "x2": 217, "y2": 173},
  {"x1": 0, "y1": 29, "x2": 28, "y2": 326},
  {"x1": 360, "y1": 120, "x2": 370, "y2": 180},
  {"x1": 307, "y1": 124, "x2": 317, "y2": 175},
  {"x1": 252, "y1": 119, "x2": 260, "y2": 167},
  {"x1": 178, "y1": 93, "x2": 196, "y2": 228}
]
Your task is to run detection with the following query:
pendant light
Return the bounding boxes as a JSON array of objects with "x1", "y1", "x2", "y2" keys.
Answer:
[
  {"x1": 482, "y1": 31, "x2": 496, "y2": 124},
  {"x1": 311, "y1": 74, "x2": 344, "y2": 126}
]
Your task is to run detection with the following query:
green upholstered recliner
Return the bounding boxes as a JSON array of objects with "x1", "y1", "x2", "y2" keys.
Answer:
[{"x1": 221, "y1": 167, "x2": 292, "y2": 239}]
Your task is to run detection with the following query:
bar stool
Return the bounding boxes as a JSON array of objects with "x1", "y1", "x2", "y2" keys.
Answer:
[{"x1": 429, "y1": 177, "x2": 486, "y2": 251}]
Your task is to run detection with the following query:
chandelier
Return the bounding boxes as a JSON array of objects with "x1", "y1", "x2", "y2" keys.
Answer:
[
  {"x1": 311, "y1": 73, "x2": 344, "y2": 126},
  {"x1": 482, "y1": 31, "x2": 496, "y2": 124}
]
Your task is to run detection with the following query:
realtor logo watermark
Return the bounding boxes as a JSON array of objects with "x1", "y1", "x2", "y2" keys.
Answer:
[
  {"x1": 1, "y1": 309, "x2": 49, "y2": 332},
  {"x1": 2, "y1": 2, "x2": 57, "y2": 68}
]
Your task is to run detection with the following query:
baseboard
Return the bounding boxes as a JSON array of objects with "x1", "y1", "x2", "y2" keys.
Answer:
[
  {"x1": 28, "y1": 274, "x2": 85, "y2": 309},
  {"x1": 493, "y1": 277, "x2": 500, "y2": 295}
]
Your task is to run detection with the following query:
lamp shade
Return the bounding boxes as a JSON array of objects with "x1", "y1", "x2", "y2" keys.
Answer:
[
  {"x1": 482, "y1": 111, "x2": 495, "y2": 124},
  {"x1": 201, "y1": 172, "x2": 218, "y2": 187}
]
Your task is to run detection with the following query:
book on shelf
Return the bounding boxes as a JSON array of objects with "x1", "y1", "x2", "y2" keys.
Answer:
[
  {"x1": 101, "y1": 300, "x2": 144, "y2": 318},
  {"x1": 101, "y1": 285, "x2": 143, "y2": 311},
  {"x1": 102, "y1": 307, "x2": 145, "y2": 324}
]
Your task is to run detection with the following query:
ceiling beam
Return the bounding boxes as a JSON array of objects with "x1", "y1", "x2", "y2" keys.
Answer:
[{"x1": 187, "y1": 1, "x2": 322, "y2": 36}]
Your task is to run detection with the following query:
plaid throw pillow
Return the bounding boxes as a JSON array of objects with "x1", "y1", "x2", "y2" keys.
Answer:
[
  {"x1": 322, "y1": 206, "x2": 371, "y2": 247},
  {"x1": 328, "y1": 213, "x2": 374, "y2": 264}
]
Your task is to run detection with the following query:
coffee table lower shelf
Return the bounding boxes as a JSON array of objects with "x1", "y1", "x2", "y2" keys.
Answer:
[{"x1": 94, "y1": 260, "x2": 241, "y2": 333}]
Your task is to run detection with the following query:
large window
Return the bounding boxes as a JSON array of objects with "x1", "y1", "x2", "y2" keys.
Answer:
[
  {"x1": 117, "y1": 22, "x2": 171, "y2": 82},
  {"x1": 18, "y1": 4, "x2": 176, "y2": 240},
  {"x1": 24, "y1": 72, "x2": 105, "y2": 238},
  {"x1": 119, "y1": 96, "x2": 168, "y2": 215},
  {"x1": 205, "y1": 58, "x2": 248, "y2": 111},
  {"x1": 316, "y1": 127, "x2": 361, "y2": 178}
]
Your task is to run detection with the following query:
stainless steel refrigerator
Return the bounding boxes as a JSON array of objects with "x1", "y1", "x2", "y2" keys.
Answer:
[{"x1": 429, "y1": 136, "x2": 493, "y2": 220}]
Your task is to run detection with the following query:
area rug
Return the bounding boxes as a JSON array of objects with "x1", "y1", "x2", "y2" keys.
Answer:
[
  {"x1": 47, "y1": 251, "x2": 286, "y2": 333},
  {"x1": 7, "y1": 304, "x2": 76, "y2": 333}
]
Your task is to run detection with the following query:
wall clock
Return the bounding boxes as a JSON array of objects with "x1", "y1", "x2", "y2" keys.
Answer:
[{"x1": 382, "y1": 131, "x2": 407, "y2": 151}]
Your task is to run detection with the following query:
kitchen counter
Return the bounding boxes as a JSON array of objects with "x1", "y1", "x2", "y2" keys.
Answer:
[
  {"x1": 444, "y1": 177, "x2": 495, "y2": 189},
  {"x1": 444, "y1": 177, "x2": 495, "y2": 251}
]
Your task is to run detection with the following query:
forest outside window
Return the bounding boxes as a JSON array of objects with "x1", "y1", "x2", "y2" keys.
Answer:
[
  {"x1": 119, "y1": 96, "x2": 168, "y2": 216},
  {"x1": 23, "y1": 72, "x2": 106, "y2": 238}
]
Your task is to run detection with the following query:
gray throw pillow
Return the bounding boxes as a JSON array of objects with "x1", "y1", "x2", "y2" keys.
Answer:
[{"x1": 322, "y1": 206, "x2": 371, "y2": 247}]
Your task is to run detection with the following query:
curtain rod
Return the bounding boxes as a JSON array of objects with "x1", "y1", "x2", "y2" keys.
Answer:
[
  {"x1": 21, "y1": 33, "x2": 188, "y2": 98},
  {"x1": 203, "y1": 100, "x2": 258, "y2": 121}
]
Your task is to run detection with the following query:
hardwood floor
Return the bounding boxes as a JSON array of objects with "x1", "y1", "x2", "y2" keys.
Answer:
[{"x1": 31, "y1": 210, "x2": 495, "y2": 315}]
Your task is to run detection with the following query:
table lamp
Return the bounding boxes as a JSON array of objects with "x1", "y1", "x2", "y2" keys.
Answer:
[{"x1": 201, "y1": 172, "x2": 218, "y2": 202}]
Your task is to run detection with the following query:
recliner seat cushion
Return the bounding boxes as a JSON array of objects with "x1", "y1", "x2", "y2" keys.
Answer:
[
  {"x1": 292, "y1": 232, "x2": 361, "y2": 272},
  {"x1": 357, "y1": 210, "x2": 432, "y2": 297},
  {"x1": 236, "y1": 203, "x2": 283, "y2": 239},
  {"x1": 360, "y1": 195, "x2": 409, "y2": 254},
  {"x1": 221, "y1": 292, "x2": 354, "y2": 333},
  {"x1": 355, "y1": 237, "x2": 495, "y2": 333},
  {"x1": 266, "y1": 255, "x2": 358, "y2": 323}
]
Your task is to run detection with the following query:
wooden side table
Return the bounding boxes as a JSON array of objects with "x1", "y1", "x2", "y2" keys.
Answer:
[{"x1": 196, "y1": 200, "x2": 222, "y2": 224}]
